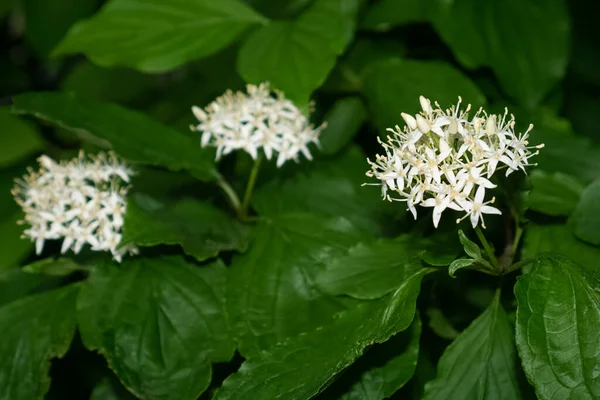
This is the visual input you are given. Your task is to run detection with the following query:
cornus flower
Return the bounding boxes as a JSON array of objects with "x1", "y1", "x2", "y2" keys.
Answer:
[
  {"x1": 366, "y1": 96, "x2": 544, "y2": 228},
  {"x1": 190, "y1": 82, "x2": 324, "y2": 167},
  {"x1": 12, "y1": 151, "x2": 138, "y2": 262}
]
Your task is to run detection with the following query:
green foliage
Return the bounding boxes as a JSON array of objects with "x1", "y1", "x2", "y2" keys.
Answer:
[
  {"x1": 1, "y1": 0, "x2": 597, "y2": 398},
  {"x1": 426, "y1": 0, "x2": 569, "y2": 107},
  {"x1": 23, "y1": 0, "x2": 100, "y2": 56},
  {"x1": 515, "y1": 255, "x2": 600, "y2": 399},
  {"x1": 319, "y1": 97, "x2": 366, "y2": 155},
  {"x1": 122, "y1": 194, "x2": 249, "y2": 261},
  {"x1": 423, "y1": 294, "x2": 521, "y2": 399},
  {"x1": 55, "y1": 0, "x2": 266, "y2": 72},
  {"x1": 226, "y1": 213, "x2": 365, "y2": 358},
  {"x1": 0, "y1": 285, "x2": 78, "y2": 400},
  {"x1": 528, "y1": 170, "x2": 584, "y2": 216},
  {"x1": 315, "y1": 236, "x2": 429, "y2": 299},
  {"x1": 361, "y1": 0, "x2": 425, "y2": 31},
  {"x1": 0, "y1": 109, "x2": 43, "y2": 167},
  {"x1": 522, "y1": 224, "x2": 600, "y2": 274},
  {"x1": 363, "y1": 58, "x2": 485, "y2": 131},
  {"x1": 238, "y1": 0, "x2": 359, "y2": 103},
  {"x1": 77, "y1": 257, "x2": 234, "y2": 400},
  {"x1": 337, "y1": 316, "x2": 421, "y2": 399},
  {"x1": 11, "y1": 92, "x2": 219, "y2": 181},
  {"x1": 216, "y1": 270, "x2": 430, "y2": 399},
  {"x1": 572, "y1": 179, "x2": 600, "y2": 245}
]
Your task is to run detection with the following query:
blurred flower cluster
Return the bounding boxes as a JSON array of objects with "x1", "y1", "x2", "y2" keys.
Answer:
[
  {"x1": 12, "y1": 151, "x2": 137, "y2": 261},
  {"x1": 366, "y1": 96, "x2": 543, "y2": 228},
  {"x1": 190, "y1": 82, "x2": 324, "y2": 167}
]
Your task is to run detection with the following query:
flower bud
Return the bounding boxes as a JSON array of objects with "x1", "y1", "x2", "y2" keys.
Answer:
[
  {"x1": 401, "y1": 113, "x2": 417, "y2": 130},
  {"x1": 486, "y1": 115, "x2": 496, "y2": 136},
  {"x1": 416, "y1": 114, "x2": 430, "y2": 134},
  {"x1": 419, "y1": 96, "x2": 432, "y2": 115}
]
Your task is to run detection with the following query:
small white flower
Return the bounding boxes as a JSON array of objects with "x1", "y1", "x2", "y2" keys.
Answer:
[
  {"x1": 457, "y1": 186, "x2": 502, "y2": 229},
  {"x1": 12, "y1": 151, "x2": 137, "y2": 262},
  {"x1": 365, "y1": 96, "x2": 542, "y2": 228},
  {"x1": 190, "y1": 83, "x2": 324, "y2": 167}
]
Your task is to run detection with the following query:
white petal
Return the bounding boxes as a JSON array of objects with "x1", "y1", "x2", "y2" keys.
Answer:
[
  {"x1": 419, "y1": 96, "x2": 432, "y2": 115},
  {"x1": 475, "y1": 185, "x2": 486, "y2": 203},
  {"x1": 432, "y1": 208, "x2": 442, "y2": 228},
  {"x1": 386, "y1": 179, "x2": 396, "y2": 190},
  {"x1": 479, "y1": 177, "x2": 497, "y2": 189},
  {"x1": 35, "y1": 237, "x2": 45, "y2": 255},
  {"x1": 481, "y1": 205, "x2": 502, "y2": 215},
  {"x1": 447, "y1": 201, "x2": 463, "y2": 211},
  {"x1": 408, "y1": 202, "x2": 417, "y2": 219},
  {"x1": 192, "y1": 106, "x2": 207, "y2": 121},
  {"x1": 421, "y1": 199, "x2": 436, "y2": 208},
  {"x1": 470, "y1": 212, "x2": 479, "y2": 228},
  {"x1": 439, "y1": 139, "x2": 451, "y2": 159},
  {"x1": 396, "y1": 177, "x2": 404, "y2": 191},
  {"x1": 446, "y1": 170, "x2": 457, "y2": 186},
  {"x1": 61, "y1": 237, "x2": 74, "y2": 254},
  {"x1": 486, "y1": 159, "x2": 498, "y2": 177},
  {"x1": 401, "y1": 113, "x2": 417, "y2": 130},
  {"x1": 416, "y1": 115, "x2": 430, "y2": 134}
]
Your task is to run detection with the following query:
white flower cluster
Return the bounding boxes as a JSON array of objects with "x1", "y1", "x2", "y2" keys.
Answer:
[
  {"x1": 12, "y1": 151, "x2": 138, "y2": 262},
  {"x1": 366, "y1": 96, "x2": 543, "y2": 228},
  {"x1": 190, "y1": 83, "x2": 324, "y2": 167}
]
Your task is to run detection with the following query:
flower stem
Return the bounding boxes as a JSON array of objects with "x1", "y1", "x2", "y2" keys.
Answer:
[
  {"x1": 504, "y1": 257, "x2": 535, "y2": 275},
  {"x1": 238, "y1": 154, "x2": 263, "y2": 219},
  {"x1": 217, "y1": 177, "x2": 241, "y2": 212},
  {"x1": 475, "y1": 226, "x2": 499, "y2": 268},
  {"x1": 511, "y1": 224, "x2": 523, "y2": 257}
]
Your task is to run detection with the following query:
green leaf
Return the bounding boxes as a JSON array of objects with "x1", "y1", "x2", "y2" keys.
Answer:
[
  {"x1": 22, "y1": 257, "x2": 88, "y2": 276},
  {"x1": 54, "y1": 0, "x2": 266, "y2": 72},
  {"x1": 0, "y1": 108, "x2": 43, "y2": 167},
  {"x1": 482, "y1": 0, "x2": 569, "y2": 108},
  {"x1": 515, "y1": 255, "x2": 600, "y2": 399},
  {"x1": 522, "y1": 223, "x2": 600, "y2": 275},
  {"x1": 363, "y1": 58, "x2": 485, "y2": 132},
  {"x1": 572, "y1": 179, "x2": 600, "y2": 245},
  {"x1": 448, "y1": 259, "x2": 475, "y2": 278},
  {"x1": 23, "y1": 0, "x2": 100, "y2": 56},
  {"x1": 11, "y1": 92, "x2": 219, "y2": 181},
  {"x1": 319, "y1": 97, "x2": 366, "y2": 155},
  {"x1": 529, "y1": 113, "x2": 600, "y2": 184},
  {"x1": 0, "y1": 210, "x2": 33, "y2": 270},
  {"x1": 242, "y1": 0, "x2": 313, "y2": 19},
  {"x1": 237, "y1": 0, "x2": 359, "y2": 103},
  {"x1": 426, "y1": 308, "x2": 459, "y2": 340},
  {"x1": 426, "y1": 0, "x2": 569, "y2": 107},
  {"x1": 421, "y1": 234, "x2": 460, "y2": 267},
  {"x1": 423, "y1": 295, "x2": 521, "y2": 399},
  {"x1": 425, "y1": 0, "x2": 487, "y2": 69},
  {"x1": 457, "y1": 230, "x2": 482, "y2": 260},
  {"x1": 336, "y1": 316, "x2": 421, "y2": 399},
  {"x1": 226, "y1": 213, "x2": 366, "y2": 358},
  {"x1": 77, "y1": 256, "x2": 234, "y2": 400},
  {"x1": 0, "y1": 284, "x2": 78, "y2": 400},
  {"x1": 0, "y1": 267, "x2": 65, "y2": 307},
  {"x1": 315, "y1": 236, "x2": 428, "y2": 300},
  {"x1": 61, "y1": 62, "x2": 153, "y2": 103},
  {"x1": 324, "y1": 37, "x2": 406, "y2": 92},
  {"x1": 216, "y1": 269, "x2": 432, "y2": 400},
  {"x1": 89, "y1": 377, "x2": 136, "y2": 400},
  {"x1": 361, "y1": 0, "x2": 425, "y2": 31},
  {"x1": 252, "y1": 147, "x2": 391, "y2": 234},
  {"x1": 528, "y1": 170, "x2": 584, "y2": 216},
  {"x1": 122, "y1": 194, "x2": 249, "y2": 261}
]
